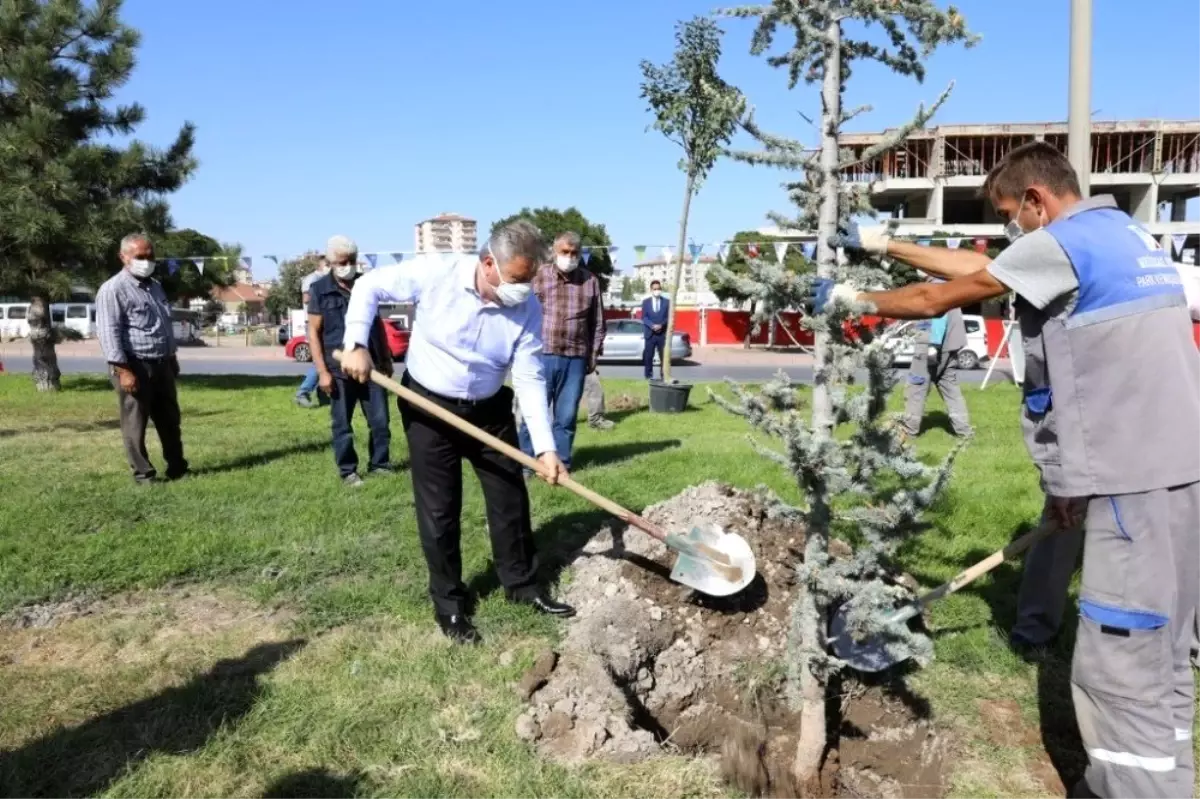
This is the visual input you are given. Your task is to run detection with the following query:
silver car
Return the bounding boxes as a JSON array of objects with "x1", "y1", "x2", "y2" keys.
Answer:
[{"x1": 596, "y1": 319, "x2": 692, "y2": 364}]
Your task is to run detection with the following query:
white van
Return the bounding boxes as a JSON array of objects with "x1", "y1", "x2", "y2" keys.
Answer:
[
  {"x1": 0, "y1": 303, "x2": 31, "y2": 338},
  {"x1": 50, "y1": 303, "x2": 97, "y2": 337},
  {"x1": 882, "y1": 313, "x2": 990, "y2": 370}
]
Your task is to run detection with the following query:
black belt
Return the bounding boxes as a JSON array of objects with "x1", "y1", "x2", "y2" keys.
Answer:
[{"x1": 402, "y1": 373, "x2": 497, "y2": 408}]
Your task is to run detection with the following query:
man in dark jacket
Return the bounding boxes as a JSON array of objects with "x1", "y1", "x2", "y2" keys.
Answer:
[{"x1": 640, "y1": 280, "x2": 669, "y2": 380}]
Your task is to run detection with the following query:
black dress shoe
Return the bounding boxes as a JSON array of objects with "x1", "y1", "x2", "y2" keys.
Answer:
[
  {"x1": 507, "y1": 591, "x2": 576, "y2": 618},
  {"x1": 435, "y1": 613, "x2": 481, "y2": 645}
]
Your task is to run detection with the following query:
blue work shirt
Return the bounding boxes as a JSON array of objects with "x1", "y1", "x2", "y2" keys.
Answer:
[{"x1": 307, "y1": 273, "x2": 388, "y2": 376}]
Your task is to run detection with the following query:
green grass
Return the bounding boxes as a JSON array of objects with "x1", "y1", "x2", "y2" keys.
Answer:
[{"x1": 0, "y1": 372, "x2": 1193, "y2": 797}]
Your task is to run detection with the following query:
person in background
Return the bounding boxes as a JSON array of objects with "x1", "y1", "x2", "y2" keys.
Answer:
[
  {"x1": 641, "y1": 279, "x2": 668, "y2": 380},
  {"x1": 307, "y1": 236, "x2": 393, "y2": 487},
  {"x1": 583, "y1": 370, "x2": 614, "y2": 430},
  {"x1": 338, "y1": 220, "x2": 573, "y2": 645},
  {"x1": 295, "y1": 256, "x2": 329, "y2": 408},
  {"x1": 517, "y1": 231, "x2": 604, "y2": 472},
  {"x1": 899, "y1": 282, "x2": 972, "y2": 440},
  {"x1": 95, "y1": 233, "x2": 188, "y2": 485}
]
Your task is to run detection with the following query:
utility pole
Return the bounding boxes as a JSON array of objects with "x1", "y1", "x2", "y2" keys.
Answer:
[{"x1": 1068, "y1": 0, "x2": 1092, "y2": 196}]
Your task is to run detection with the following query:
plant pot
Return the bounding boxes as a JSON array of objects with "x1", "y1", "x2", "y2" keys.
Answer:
[{"x1": 648, "y1": 379, "x2": 692, "y2": 414}]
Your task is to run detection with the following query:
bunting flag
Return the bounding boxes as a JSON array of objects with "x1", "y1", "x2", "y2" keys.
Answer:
[
  {"x1": 633, "y1": 245, "x2": 647, "y2": 262},
  {"x1": 167, "y1": 259, "x2": 180, "y2": 276},
  {"x1": 661, "y1": 246, "x2": 674, "y2": 262},
  {"x1": 774, "y1": 241, "x2": 789, "y2": 262},
  {"x1": 192, "y1": 258, "x2": 205, "y2": 274},
  {"x1": 688, "y1": 242, "x2": 703, "y2": 260},
  {"x1": 716, "y1": 243, "x2": 729, "y2": 264},
  {"x1": 973, "y1": 238, "x2": 989, "y2": 253},
  {"x1": 239, "y1": 256, "x2": 252, "y2": 272},
  {"x1": 946, "y1": 238, "x2": 962, "y2": 249},
  {"x1": 364, "y1": 253, "x2": 378, "y2": 268},
  {"x1": 1171, "y1": 234, "x2": 1188, "y2": 256},
  {"x1": 801, "y1": 242, "x2": 817, "y2": 260},
  {"x1": 265, "y1": 255, "x2": 279, "y2": 265},
  {"x1": 391, "y1": 252, "x2": 405, "y2": 264},
  {"x1": 917, "y1": 239, "x2": 931, "y2": 247},
  {"x1": 581, "y1": 246, "x2": 592, "y2": 265},
  {"x1": 747, "y1": 243, "x2": 760, "y2": 258},
  {"x1": 607, "y1": 246, "x2": 619, "y2": 256}
]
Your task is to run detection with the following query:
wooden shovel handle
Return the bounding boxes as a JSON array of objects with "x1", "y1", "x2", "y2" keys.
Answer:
[
  {"x1": 915, "y1": 521, "x2": 1057, "y2": 609},
  {"x1": 332, "y1": 351, "x2": 671, "y2": 543}
]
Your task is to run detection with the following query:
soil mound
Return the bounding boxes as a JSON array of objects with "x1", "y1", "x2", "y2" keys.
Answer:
[{"x1": 516, "y1": 482, "x2": 946, "y2": 798}]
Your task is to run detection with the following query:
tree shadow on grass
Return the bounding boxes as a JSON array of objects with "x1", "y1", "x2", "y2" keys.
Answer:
[
  {"x1": 189, "y1": 440, "x2": 335, "y2": 477},
  {"x1": 0, "y1": 639, "x2": 306, "y2": 798},
  {"x1": 0, "y1": 409, "x2": 228, "y2": 440},
  {"x1": 261, "y1": 768, "x2": 365, "y2": 798},
  {"x1": 569, "y1": 439, "x2": 680, "y2": 471},
  {"x1": 180, "y1": 375, "x2": 307, "y2": 391}
]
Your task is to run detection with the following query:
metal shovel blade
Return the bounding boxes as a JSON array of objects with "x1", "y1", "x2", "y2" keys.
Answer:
[
  {"x1": 828, "y1": 597, "x2": 923, "y2": 673},
  {"x1": 668, "y1": 524, "x2": 756, "y2": 597}
]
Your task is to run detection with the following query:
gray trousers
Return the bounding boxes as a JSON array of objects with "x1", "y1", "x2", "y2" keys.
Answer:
[
  {"x1": 902, "y1": 348, "x2": 971, "y2": 436},
  {"x1": 110, "y1": 358, "x2": 187, "y2": 482},
  {"x1": 583, "y1": 371, "x2": 605, "y2": 423},
  {"x1": 1069, "y1": 482, "x2": 1198, "y2": 798}
]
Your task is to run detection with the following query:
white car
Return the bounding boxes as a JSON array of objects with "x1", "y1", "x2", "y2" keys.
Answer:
[{"x1": 882, "y1": 313, "x2": 990, "y2": 370}]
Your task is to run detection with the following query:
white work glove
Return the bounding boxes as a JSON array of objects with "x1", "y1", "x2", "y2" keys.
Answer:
[{"x1": 857, "y1": 227, "x2": 891, "y2": 254}]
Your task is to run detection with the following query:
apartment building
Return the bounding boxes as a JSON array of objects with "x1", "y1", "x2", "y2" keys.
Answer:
[{"x1": 413, "y1": 213, "x2": 478, "y2": 254}]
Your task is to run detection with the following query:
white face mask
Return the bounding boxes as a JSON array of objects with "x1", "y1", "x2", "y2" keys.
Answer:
[
  {"x1": 652, "y1": 289, "x2": 661, "y2": 298},
  {"x1": 487, "y1": 247, "x2": 532, "y2": 307},
  {"x1": 128, "y1": 259, "x2": 155, "y2": 279},
  {"x1": 555, "y1": 254, "x2": 578, "y2": 272},
  {"x1": 333, "y1": 264, "x2": 355, "y2": 280}
]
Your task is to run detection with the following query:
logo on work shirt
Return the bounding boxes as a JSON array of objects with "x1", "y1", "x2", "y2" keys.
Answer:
[{"x1": 1126, "y1": 224, "x2": 1175, "y2": 271}]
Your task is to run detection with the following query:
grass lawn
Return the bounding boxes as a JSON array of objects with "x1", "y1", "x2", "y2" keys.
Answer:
[{"x1": 0, "y1": 371, "x2": 1194, "y2": 797}]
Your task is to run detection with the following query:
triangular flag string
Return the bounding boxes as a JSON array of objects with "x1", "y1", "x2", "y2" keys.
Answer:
[
  {"x1": 661, "y1": 246, "x2": 674, "y2": 262},
  {"x1": 946, "y1": 238, "x2": 962, "y2": 249},
  {"x1": 716, "y1": 243, "x2": 729, "y2": 264},
  {"x1": 1171, "y1": 234, "x2": 1188, "y2": 256},
  {"x1": 801, "y1": 242, "x2": 816, "y2": 260},
  {"x1": 391, "y1": 252, "x2": 405, "y2": 264},
  {"x1": 747, "y1": 243, "x2": 760, "y2": 258},
  {"x1": 581, "y1": 246, "x2": 592, "y2": 265},
  {"x1": 192, "y1": 258, "x2": 205, "y2": 274},
  {"x1": 633, "y1": 245, "x2": 647, "y2": 263},
  {"x1": 774, "y1": 241, "x2": 789, "y2": 262},
  {"x1": 364, "y1": 253, "x2": 378, "y2": 268},
  {"x1": 265, "y1": 255, "x2": 279, "y2": 265},
  {"x1": 688, "y1": 242, "x2": 702, "y2": 260}
]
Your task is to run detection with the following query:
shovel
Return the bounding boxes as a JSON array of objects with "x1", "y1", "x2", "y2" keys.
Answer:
[
  {"x1": 332, "y1": 352, "x2": 757, "y2": 597},
  {"x1": 828, "y1": 521, "x2": 1056, "y2": 672}
]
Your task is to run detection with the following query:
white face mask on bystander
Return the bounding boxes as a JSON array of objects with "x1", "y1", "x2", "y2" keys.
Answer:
[{"x1": 129, "y1": 259, "x2": 155, "y2": 279}]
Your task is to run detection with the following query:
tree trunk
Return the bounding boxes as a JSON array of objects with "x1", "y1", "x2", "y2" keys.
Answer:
[
  {"x1": 793, "y1": 17, "x2": 843, "y2": 790},
  {"x1": 743, "y1": 299, "x2": 757, "y2": 348},
  {"x1": 662, "y1": 172, "x2": 695, "y2": 383},
  {"x1": 28, "y1": 295, "x2": 62, "y2": 392}
]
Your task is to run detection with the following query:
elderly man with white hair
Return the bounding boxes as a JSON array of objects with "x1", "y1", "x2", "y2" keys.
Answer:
[
  {"x1": 95, "y1": 232, "x2": 188, "y2": 484},
  {"x1": 339, "y1": 219, "x2": 574, "y2": 645},
  {"x1": 307, "y1": 235, "x2": 394, "y2": 486}
]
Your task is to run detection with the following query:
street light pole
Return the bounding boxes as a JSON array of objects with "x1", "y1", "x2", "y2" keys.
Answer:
[{"x1": 1068, "y1": 0, "x2": 1093, "y2": 196}]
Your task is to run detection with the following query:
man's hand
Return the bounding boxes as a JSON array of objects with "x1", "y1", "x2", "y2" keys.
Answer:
[
  {"x1": 804, "y1": 278, "x2": 862, "y2": 314},
  {"x1": 1047, "y1": 495, "x2": 1086, "y2": 531},
  {"x1": 114, "y1": 365, "x2": 137, "y2": 395},
  {"x1": 169, "y1": 355, "x2": 180, "y2": 378},
  {"x1": 318, "y1": 370, "x2": 335, "y2": 396},
  {"x1": 340, "y1": 346, "x2": 374, "y2": 383},
  {"x1": 828, "y1": 220, "x2": 890, "y2": 255},
  {"x1": 537, "y1": 452, "x2": 568, "y2": 485}
]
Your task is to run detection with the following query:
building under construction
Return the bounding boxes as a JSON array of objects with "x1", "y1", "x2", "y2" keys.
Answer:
[{"x1": 831, "y1": 119, "x2": 1200, "y2": 255}]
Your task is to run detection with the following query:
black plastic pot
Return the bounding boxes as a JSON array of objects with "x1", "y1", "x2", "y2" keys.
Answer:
[{"x1": 648, "y1": 379, "x2": 692, "y2": 414}]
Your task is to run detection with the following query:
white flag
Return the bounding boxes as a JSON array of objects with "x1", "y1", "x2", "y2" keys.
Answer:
[
  {"x1": 1172, "y1": 234, "x2": 1188, "y2": 256},
  {"x1": 192, "y1": 258, "x2": 205, "y2": 273},
  {"x1": 774, "y1": 241, "x2": 789, "y2": 262},
  {"x1": 661, "y1": 246, "x2": 674, "y2": 262},
  {"x1": 946, "y1": 238, "x2": 962, "y2": 249},
  {"x1": 716, "y1": 243, "x2": 729, "y2": 264}
]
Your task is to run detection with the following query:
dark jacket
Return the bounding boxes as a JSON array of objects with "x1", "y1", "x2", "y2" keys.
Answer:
[
  {"x1": 307, "y1": 273, "x2": 388, "y2": 376},
  {"x1": 641, "y1": 295, "x2": 669, "y2": 339}
]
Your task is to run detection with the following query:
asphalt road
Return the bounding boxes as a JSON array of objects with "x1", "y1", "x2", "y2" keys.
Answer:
[{"x1": 4, "y1": 354, "x2": 1012, "y2": 385}]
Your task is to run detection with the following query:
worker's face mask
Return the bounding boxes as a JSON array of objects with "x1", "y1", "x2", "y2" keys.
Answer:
[
  {"x1": 555, "y1": 254, "x2": 579, "y2": 273},
  {"x1": 1004, "y1": 195, "x2": 1046, "y2": 243},
  {"x1": 128, "y1": 258, "x2": 155, "y2": 279},
  {"x1": 485, "y1": 248, "x2": 532, "y2": 307},
  {"x1": 333, "y1": 263, "x2": 356, "y2": 281}
]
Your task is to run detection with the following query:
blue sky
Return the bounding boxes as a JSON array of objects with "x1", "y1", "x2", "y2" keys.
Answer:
[{"x1": 117, "y1": 0, "x2": 1200, "y2": 279}]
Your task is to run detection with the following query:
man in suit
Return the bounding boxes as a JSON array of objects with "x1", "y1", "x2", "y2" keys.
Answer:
[{"x1": 640, "y1": 280, "x2": 669, "y2": 380}]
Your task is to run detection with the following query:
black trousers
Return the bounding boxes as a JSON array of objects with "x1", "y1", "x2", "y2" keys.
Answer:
[
  {"x1": 110, "y1": 358, "x2": 187, "y2": 482},
  {"x1": 398, "y1": 373, "x2": 539, "y2": 616}
]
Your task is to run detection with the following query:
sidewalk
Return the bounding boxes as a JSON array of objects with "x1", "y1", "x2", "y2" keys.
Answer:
[
  {"x1": 0, "y1": 337, "x2": 290, "y2": 361},
  {"x1": 689, "y1": 345, "x2": 814, "y2": 367}
]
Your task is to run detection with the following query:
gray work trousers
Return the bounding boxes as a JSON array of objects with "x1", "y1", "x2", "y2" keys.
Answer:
[
  {"x1": 1070, "y1": 482, "x2": 1198, "y2": 798},
  {"x1": 110, "y1": 358, "x2": 187, "y2": 482},
  {"x1": 902, "y1": 347, "x2": 971, "y2": 436},
  {"x1": 583, "y1": 371, "x2": 605, "y2": 423}
]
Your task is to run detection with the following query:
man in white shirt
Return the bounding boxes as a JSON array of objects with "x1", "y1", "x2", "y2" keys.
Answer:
[{"x1": 340, "y1": 220, "x2": 573, "y2": 644}]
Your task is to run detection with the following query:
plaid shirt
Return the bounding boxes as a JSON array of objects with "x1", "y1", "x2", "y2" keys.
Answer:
[
  {"x1": 530, "y1": 264, "x2": 604, "y2": 359},
  {"x1": 95, "y1": 268, "x2": 176, "y2": 364}
]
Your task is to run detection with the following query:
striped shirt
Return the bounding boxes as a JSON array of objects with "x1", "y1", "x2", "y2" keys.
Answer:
[
  {"x1": 529, "y1": 264, "x2": 604, "y2": 359},
  {"x1": 95, "y1": 268, "x2": 176, "y2": 364}
]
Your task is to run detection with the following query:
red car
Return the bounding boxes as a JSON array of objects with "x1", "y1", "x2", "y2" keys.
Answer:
[{"x1": 285, "y1": 320, "x2": 410, "y2": 362}]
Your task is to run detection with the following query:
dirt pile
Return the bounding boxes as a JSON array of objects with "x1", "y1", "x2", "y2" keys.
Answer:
[{"x1": 515, "y1": 482, "x2": 947, "y2": 798}]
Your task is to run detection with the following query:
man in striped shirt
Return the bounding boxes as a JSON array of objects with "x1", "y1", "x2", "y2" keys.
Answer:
[
  {"x1": 95, "y1": 233, "x2": 187, "y2": 484},
  {"x1": 517, "y1": 231, "x2": 604, "y2": 471}
]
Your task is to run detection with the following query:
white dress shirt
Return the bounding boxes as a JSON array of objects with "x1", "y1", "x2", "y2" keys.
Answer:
[{"x1": 343, "y1": 253, "x2": 556, "y2": 456}]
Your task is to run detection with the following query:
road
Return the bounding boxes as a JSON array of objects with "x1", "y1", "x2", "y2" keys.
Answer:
[{"x1": 3, "y1": 354, "x2": 1013, "y2": 385}]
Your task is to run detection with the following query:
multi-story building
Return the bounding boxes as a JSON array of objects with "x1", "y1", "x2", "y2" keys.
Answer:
[
  {"x1": 414, "y1": 213, "x2": 478, "y2": 254},
  {"x1": 819, "y1": 119, "x2": 1199, "y2": 254}
]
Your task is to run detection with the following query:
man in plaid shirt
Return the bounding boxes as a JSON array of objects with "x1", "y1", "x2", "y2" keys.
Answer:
[{"x1": 517, "y1": 231, "x2": 604, "y2": 471}]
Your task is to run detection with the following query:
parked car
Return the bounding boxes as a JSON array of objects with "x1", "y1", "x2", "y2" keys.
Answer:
[
  {"x1": 882, "y1": 313, "x2": 989, "y2": 370},
  {"x1": 596, "y1": 319, "x2": 692, "y2": 364},
  {"x1": 285, "y1": 320, "x2": 410, "y2": 363}
]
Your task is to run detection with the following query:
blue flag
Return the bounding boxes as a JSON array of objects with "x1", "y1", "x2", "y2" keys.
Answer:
[
  {"x1": 391, "y1": 252, "x2": 405, "y2": 263},
  {"x1": 688, "y1": 242, "x2": 703, "y2": 259},
  {"x1": 801, "y1": 242, "x2": 816, "y2": 260},
  {"x1": 365, "y1": 253, "x2": 378, "y2": 268},
  {"x1": 581, "y1": 246, "x2": 592, "y2": 265}
]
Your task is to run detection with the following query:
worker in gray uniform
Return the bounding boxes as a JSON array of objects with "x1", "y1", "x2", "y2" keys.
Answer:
[
  {"x1": 900, "y1": 287, "x2": 972, "y2": 439},
  {"x1": 817, "y1": 141, "x2": 1199, "y2": 799}
]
